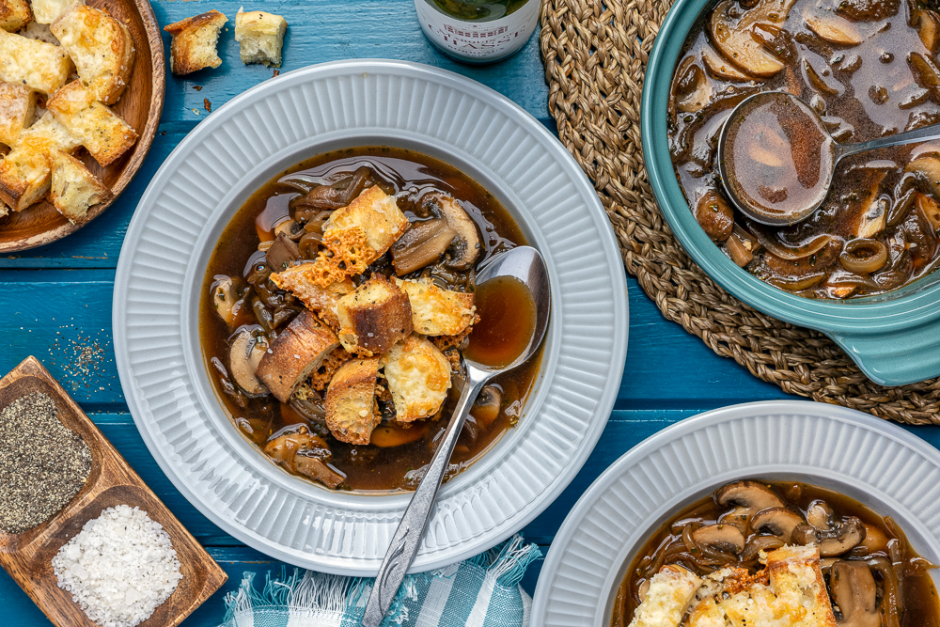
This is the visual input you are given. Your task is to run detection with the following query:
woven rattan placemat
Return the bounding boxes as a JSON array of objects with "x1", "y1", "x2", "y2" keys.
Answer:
[{"x1": 538, "y1": 0, "x2": 940, "y2": 424}]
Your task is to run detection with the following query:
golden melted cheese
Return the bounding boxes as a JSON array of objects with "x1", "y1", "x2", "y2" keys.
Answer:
[{"x1": 382, "y1": 334, "x2": 451, "y2": 422}]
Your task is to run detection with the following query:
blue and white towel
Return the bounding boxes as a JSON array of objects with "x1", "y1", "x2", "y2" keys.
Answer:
[{"x1": 220, "y1": 535, "x2": 542, "y2": 627}]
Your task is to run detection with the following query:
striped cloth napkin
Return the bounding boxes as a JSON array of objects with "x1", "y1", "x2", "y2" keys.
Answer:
[{"x1": 219, "y1": 535, "x2": 541, "y2": 627}]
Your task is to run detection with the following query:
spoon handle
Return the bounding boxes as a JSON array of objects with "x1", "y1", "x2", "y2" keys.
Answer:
[
  {"x1": 839, "y1": 123, "x2": 940, "y2": 159},
  {"x1": 361, "y1": 364, "x2": 491, "y2": 627}
]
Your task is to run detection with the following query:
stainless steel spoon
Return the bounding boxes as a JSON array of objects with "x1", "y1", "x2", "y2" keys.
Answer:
[
  {"x1": 361, "y1": 245, "x2": 551, "y2": 627},
  {"x1": 717, "y1": 91, "x2": 940, "y2": 226}
]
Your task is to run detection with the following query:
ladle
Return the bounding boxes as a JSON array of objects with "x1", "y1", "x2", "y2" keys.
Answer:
[
  {"x1": 361, "y1": 245, "x2": 551, "y2": 627},
  {"x1": 718, "y1": 91, "x2": 940, "y2": 226}
]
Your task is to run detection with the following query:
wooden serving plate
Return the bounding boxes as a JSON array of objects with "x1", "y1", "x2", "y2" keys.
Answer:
[
  {"x1": 0, "y1": 0, "x2": 166, "y2": 252},
  {"x1": 0, "y1": 357, "x2": 226, "y2": 627}
]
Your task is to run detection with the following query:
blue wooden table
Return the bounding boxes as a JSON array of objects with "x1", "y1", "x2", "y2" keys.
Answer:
[{"x1": 5, "y1": 1, "x2": 940, "y2": 624}]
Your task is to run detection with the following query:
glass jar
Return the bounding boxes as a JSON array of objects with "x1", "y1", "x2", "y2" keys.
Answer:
[{"x1": 414, "y1": 0, "x2": 540, "y2": 64}]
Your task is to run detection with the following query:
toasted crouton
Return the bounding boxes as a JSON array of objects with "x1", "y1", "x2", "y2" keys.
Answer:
[
  {"x1": 394, "y1": 277, "x2": 475, "y2": 336},
  {"x1": 47, "y1": 149, "x2": 111, "y2": 224},
  {"x1": 0, "y1": 0, "x2": 30, "y2": 31},
  {"x1": 46, "y1": 80, "x2": 138, "y2": 166},
  {"x1": 335, "y1": 275, "x2": 412, "y2": 357},
  {"x1": 164, "y1": 10, "x2": 227, "y2": 75},
  {"x1": 383, "y1": 335, "x2": 451, "y2": 423},
  {"x1": 325, "y1": 357, "x2": 380, "y2": 445},
  {"x1": 31, "y1": 0, "x2": 78, "y2": 24},
  {"x1": 629, "y1": 565, "x2": 701, "y2": 627},
  {"x1": 0, "y1": 28, "x2": 72, "y2": 94},
  {"x1": 321, "y1": 185, "x2": 410, "y2": 273},
  {"x1": 51, "y1": 3, "x2": 136, "y2": 104},
  {"x1": 235, "y1": 8, "x2": 287, "y2": 67},
  {"x1": 256, "y1": 310, "x2": 339, "y2": 403},
  {"x1": 269, "y1": 263, "x2": 354, "y2": 329},
  {"x1": 0, "y1": 111, "x2": 78, "y2": 210},
  {"x1": 0, "y1": 81, "x2": 37, "y2": 146}
]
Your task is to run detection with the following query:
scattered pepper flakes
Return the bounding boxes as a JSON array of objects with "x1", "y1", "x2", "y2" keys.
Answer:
[
  {"x1": 273, "y1": 69, "x2": 280, "y2": 77},
  {"x1": 204, "y1": 98, "x2": 212, "y2": 112}
]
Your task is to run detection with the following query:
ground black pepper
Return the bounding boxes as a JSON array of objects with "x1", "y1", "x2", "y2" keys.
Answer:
[{"x1": 0, "y1": 392, "x2": 91, "y2": 534}]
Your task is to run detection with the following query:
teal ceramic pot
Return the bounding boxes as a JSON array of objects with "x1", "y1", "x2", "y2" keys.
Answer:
[{"x1": 641, "y1": 0, "x2": 940, "y2": 387}]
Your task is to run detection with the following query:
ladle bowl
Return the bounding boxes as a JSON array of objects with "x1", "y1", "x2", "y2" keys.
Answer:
[{"x1": 718, "y1": 91, "x2": 940, "y2": 226}]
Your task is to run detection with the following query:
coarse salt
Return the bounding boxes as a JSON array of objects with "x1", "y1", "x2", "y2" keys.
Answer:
[{"x1": 52, "y1": 505, "x2": 182, "y2": 627}]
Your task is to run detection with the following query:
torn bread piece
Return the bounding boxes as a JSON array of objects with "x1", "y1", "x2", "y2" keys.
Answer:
[
  {"x1": 0, "y1": 28, "x2": 72, "y2": 94},
  {"x1": 0, "y1": 0, "x2": 30, "y2": 31},
  {"x1": 394, "y1": 277, "x2": 475, "y2": 336},
  {"x1": 0, "y1": 81, "x2": 37, "y2": 146},
  {"x1": 629, "y1": 564, "x2": 702, "y2": 627},
  {"x1": 383, "y1": 335, "x2": 452, "y2": 423},
  {"x1": 335, "y1": 275, "x2": 412, "y2": 356},
  {"x1": 255, "y1": 309, "x2": 339, "y2": 403},
  {"x1": 319, "y1": 185, "x2": 410, "y2": 274},
  {"x1": 269, "y1": 263, "x2": 354, "y2": 329},
  {"x1": 235, "y1": 8, "x2": 287, "y2": 67},
  {"x1": 163, "y1": 10, "x2": 227, "y2": 75},
  {"x1": 51, "y1": 3, "x2": 136, "y2": 104},
  {"x1": 325, "y1": 356, "x2": 380, "y2": 445},
  {"x1": 48, "y1": 148, "x2": 111, "y2": 224},
  {"x1": 46, "y1": 79, "x2": 138, "y2": 166},
  {"x1": 0, "y1": 111, "x2": 79, "y2": 211},
  {"x1": 31, "y1": 0, "x2": 79, "y2": 24}
]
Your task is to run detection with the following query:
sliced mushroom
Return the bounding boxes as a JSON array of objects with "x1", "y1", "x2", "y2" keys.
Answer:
[
  {"x1": 230, "y1": 329, "x2": 268, "y2": 395},
  {"x1": 804, "y1": 14, "x2": 862, "y2": 46},
  {"x1": 701, "y1": 45, "x2": 754, "y2": 81},
  {"x1": 694, "y1": 190, "x2": 734, "y2": 242},
  {"x1": 389, "y1": 218, "x2": 458, "y2": 275},
  {"x1": 709, "y1": 0, "x2": 798, "y2": 77},
  {"x1": 909, "y1": 52, "x2": 940, "y2": 100},
  {"x1": 751, "y1": 507, "x2": 804, "y2": 542},
  {"x1": 265, "y1": 232, "x2": 302, "y2": 271},
  {"x1": 907, "y1": 156, "x2": 940, "y2": 197},
  {"x1": 425, "y1": 192, "x2": 482, "y2": 270},
  {"x1": 691, "y1": 524, "x2": 746, "y2": 553},
  {"x1": 829, "y1": 561, "x2": 880, "y2": 627},
  {"x1": 716, "y1": 481, "x2": 785, "y2": 528},
  {"x1": 918, "y1": 192, "x2": 940, "y2": 232},
  {"x1": 263, "y1": 429, "x2": 345, "y2": 489},
  {"x1": 807, "y1": 499, "x2": 835, "y2": 531},
  {"x1": 470, "y1": 385, "x2": 502, "y2": 428},
  {"x1": 859, "y1": 523, "x2": 889, "y2": 553},
  {"x1": 674, "y1": 60, "x2": 713, "y2": 113},
  {"x1": 919, "y1": 10, "x2": 940, "y2": 53},
  {"x1": 793, "y1": 517, "x2": 866, "y2": 556},
  {"x1": 212, "y1": 276, "x2": 240, "y2": 329}
]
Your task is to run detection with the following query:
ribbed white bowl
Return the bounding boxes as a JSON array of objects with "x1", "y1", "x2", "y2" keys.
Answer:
[
  {"x1": 112, "y1": 60, "x2": 628, "y2": 575},
  {"x1": 532, "y1": 400, "x2": 940, "y2": 626}
]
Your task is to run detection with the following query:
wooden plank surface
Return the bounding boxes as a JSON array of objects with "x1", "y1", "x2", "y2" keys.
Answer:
[{"x1": 3, "y1": 0, "x2": 935, "y2": 625}]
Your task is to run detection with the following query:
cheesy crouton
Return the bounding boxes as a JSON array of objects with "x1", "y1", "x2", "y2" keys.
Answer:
[
  {"x1": 163, "y1": 10, "x2": 227, "y2": 76},
  {"x1": 31, "y1": 0, "x2": 78, "y2": 24},
  {"x1": 761, "y1": 546, "x2": 835, "y2": 627},
  {"x1": 394, "y1": 277, "x2": 475, "y2": 336},
  {"x1": 0, "y1": 111, "x2": 78, "y2": 210},
  {"x1": 0, "y1": 81, "x2": 37, "y2": 146},
  {"x1": 321, "y1": 185, "x2": 410, "y2": 273},
  {"x1": 255, "y1": 310, "x2": 339, "y2": 403},
  {"x1": 269, "y1": 263, "x2": 354, "y2": 329},
  {"x1": 383, "y1": 335, "x2": 451, "y2": 422},
  {"x1": 46, "y1": 80, "x2": 138, "y2": 166},
  {"x1": 0, "y1": 28, "x2": 72, "y2": 94},
  {"x1": 51, "y1": 3, "x2": 136, "y2": 104},
  {"x1": 234, "y1": 8, "x2": 287, "y2": 67},
  {"x1": 47, "y1": 149, "x2": 111, "y2": 224},
  {"x1": 335, "y1": 275, "x2": 412, "y2": 357},
  {"x1": 0, "y1": 0, "x2": 30, "y2": 31},
  {"x1": 629, "y1": 565, "x2": 702, "y2": 627},
  {"x1": 325, "y1": 357, "x2": 380, "y2": 445}
]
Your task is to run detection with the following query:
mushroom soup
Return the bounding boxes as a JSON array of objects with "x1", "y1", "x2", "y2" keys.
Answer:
[
  {"x1": 669, "y1": 0, "x2": 940, "y2": 299},
  {"x1": 200, "y1": 147, "x2": 541, "y2": 493},
  {"x1": 612, "y1": 480, "x2": 940, "y2": 627}
]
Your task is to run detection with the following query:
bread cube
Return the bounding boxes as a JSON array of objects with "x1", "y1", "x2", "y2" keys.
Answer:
[
  {"x1": 31, "y1": 0, "x2": 78, "y2": 24},
  {"x1": 163, "y1": 10, "x2": 227, "y2": 75},
  {"x1": 51, "y1": 3, "x2": 136, "y2": 104},
  {"x1": 336, "y1": 275, "x2": 413, "y2": 356},
  {"x1": 0, "y1": 28, "x2": 72, "y2": 94},
  {"x1": 269, "y1": 263, "x2": 354, "y2": 330},
  {"x1": 235, "y1": 8, "x2": 287, "y2": 67},
  {"x1": 325, "y1": 357, "x2": 380, "y2": 445},
  {"x1": 322, "y1": 185, "x2": 410, "y2": 273},
  {"x1": 394, "y1": 277, "x2": 475, "y2": 336},
  {"x1": 48, "y1": 149, "x2": 111, "y2": 224},
  {"x1": 0, "y1": 81, "x2": 37, "y2": 147},
  {"x1": 256, "y1": 310, "x2": 340, "y2": 403},
  {"x1": 0, "y1": 0, "x2": 31, "y2": 31},
  {"x1": 0, "y1": 111, "x2": 78, "y2": 211},
  {"x1": 46, "y1": 80, "x2": 138, "y2": 166},
  {"x1": 383, "y1": 335, "x2": 452, "y2": 423}
]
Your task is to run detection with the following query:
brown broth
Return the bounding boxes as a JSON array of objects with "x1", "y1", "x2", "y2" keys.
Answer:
[
  {"x1": 611, "y1": 481, "x2": 940, "y2": 627},
  {"x1": 200, "y1": 146, "x2": 541, "y2": 493},
  {"x1": 464, "y1": 276, "x2": 536, "y2": 369}
]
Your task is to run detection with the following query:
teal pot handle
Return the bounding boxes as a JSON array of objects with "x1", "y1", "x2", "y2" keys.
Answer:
[{"x1": 641, "y1": 0, "x2": 940, "y2": 387}]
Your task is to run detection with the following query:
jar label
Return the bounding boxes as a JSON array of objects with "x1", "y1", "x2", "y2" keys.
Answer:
[{"x1": 415, "y1": 1, "x2": 539, "y2": 61}]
